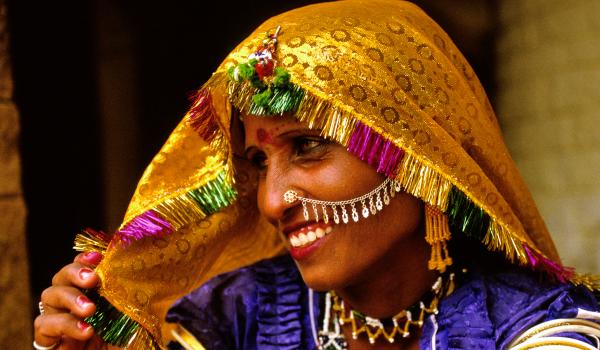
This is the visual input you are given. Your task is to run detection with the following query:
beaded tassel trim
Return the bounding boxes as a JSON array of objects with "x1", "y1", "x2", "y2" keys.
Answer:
[{"x1": 283, "y1": 177, "x2": 401, "y2": 224}]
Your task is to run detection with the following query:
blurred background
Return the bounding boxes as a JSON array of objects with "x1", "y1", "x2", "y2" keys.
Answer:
[{"x1": 1, "y1": 0, "x2": 599, "y2": 347}]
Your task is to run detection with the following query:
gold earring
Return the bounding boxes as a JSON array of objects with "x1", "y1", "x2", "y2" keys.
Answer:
[{"x1": 424, "y1": 204, "x2": 453, "y2": 273}]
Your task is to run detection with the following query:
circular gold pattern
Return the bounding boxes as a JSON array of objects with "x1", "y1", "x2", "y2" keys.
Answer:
[
  {"x1": 177, "y1": 276, "x2": 190, "y2": 288},
  {"x1": 497, "y1": 163, "x2": 507, "y2": 176},
  {"x1": 331, "y1": 29, "x2": 351, "y2": 42},
  {"x1": 433, "y1": 34, "x2": 446, "y2": 50},
  {"x1": 366, "y1": 48, "x2": 384, "y2": 62},
  {"x1": 391, "y1": 88, "x2": 407, "y2": 105},
  {"x1": 152, "y1": 238, "x2": 169, "y2": 249},
  {"x1": 286, "y1": 36, "x2": 305, "y2": 48},
  {"x1": 193, "y1": 244, "x2": 206, "y2": 259},
  {"x1": 466, "y1": 103, "x2": 478, "y2": 118},
  {"x1": 414, "y1": 130, "x2": 431, "y2": 145},
  {"x1": 239, "y1": 196, "x2": 252, "y2": 209},
  {"x1": 376, "y1": 32, "x2": 393, "y2": 46},
  {"x1": 485, "y1": 193, "x2": 499, "y2": 206},
  {"x1": 444, "y1": 73, "x2": 457, "y2": 89},
  {"x1": 282, "y1": 54, "x2": 298, "y2": 68},
  {"x1": 349, "y1": 84, "x2": 368, "y2": 102},
  {"x1": 462, "y1": 64, "x2": 474, "y2": 80},
  {"x1": 134, "y1": 290, "x2": 150, "y2": 307},
  {"x1": 298, "y1": 22, "x2": 313, "y2": 32},
  {"x1": 442, "y1": 152, "x2": 458, "y2": 167},
  {"x1": 218, "y1": 219, "x2": 232, "y2": 234},
  {"x1": 467, "y1": 173, "x2": 481, "y2": 186},
  {"x1": 315, "y1": 65, "x2": 334, "y2": 81},
  {"x1": 343, "y1": 16, "x2": 360, "y2": 26},
  {"x1": 436, "y1": 87, "x2": 449, "y2": 104},
  {"x1": 381, "y1": 106, "x2": 399, "y2": 124},
  {"x1": 237, "y1": 171, "x2": 250, "y2": 184},
  {"x1": 176, "y1": 239, "x2": 191, "y2": 254},
  {"x1": 386, "y1": 21, "x2": 405, "y2": 34},
  {"x1": 197, "y1": 218, "x2": 212, "y2": 229},
  {"x1": 458, "y1": 117, "x2": 471, "y2": 134},
  {"x1": 409, "y1": 58, "x2": 425, "y2": 74},
  {"x1": 395, "y1": 74, "x2": 412, "y2": 92},
  {"x1": 417, "y1": 44, "x2": 433, "y2": 60},
  {"x1": 322, "y1": 45, "x2": 341, "y2": 62}
]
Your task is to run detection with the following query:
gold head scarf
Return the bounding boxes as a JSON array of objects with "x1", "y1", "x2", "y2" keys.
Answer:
[{"x1": 74, "y1": 1, "x2": 597, "y2": 348}]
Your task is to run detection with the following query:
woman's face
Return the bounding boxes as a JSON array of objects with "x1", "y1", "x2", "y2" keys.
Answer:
[{"x1": 243, "y1": 115, "x2": 425, "y2": 291}]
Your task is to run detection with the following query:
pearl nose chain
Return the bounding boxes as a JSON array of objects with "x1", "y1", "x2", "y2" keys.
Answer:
[{"x1": 283, "y1": 177, "x2": 402, "y2": 224}]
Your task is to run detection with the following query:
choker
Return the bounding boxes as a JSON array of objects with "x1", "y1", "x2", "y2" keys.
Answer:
[
  {"x1": 283, "y1": 177, "x2": 401, "y2": 224},
  {"x1": 311, "y1": 270, "x2": 461, "y2": 349}
]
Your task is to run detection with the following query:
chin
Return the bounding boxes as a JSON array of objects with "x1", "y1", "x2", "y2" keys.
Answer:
[{"x1": 295, "y1": 263, "x2": 349, "y2": 292}]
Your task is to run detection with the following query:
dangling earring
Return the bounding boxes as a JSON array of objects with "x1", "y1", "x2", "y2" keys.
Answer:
[{"x1": 424, "y1": 204, "x2": 453, "y2": 272}]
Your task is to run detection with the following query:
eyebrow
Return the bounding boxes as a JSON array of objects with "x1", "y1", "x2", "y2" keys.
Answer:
[{"x1": 242, "y1": 128, "x2": 321, "y2": 157}]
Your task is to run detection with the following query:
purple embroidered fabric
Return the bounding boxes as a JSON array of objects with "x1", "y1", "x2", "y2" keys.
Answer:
[{"x1": 166, "y1": 255, "x2": 599, "y2": 349}]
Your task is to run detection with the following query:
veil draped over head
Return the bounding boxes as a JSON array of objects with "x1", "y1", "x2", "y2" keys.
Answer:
[{"x1": 73, "y1": 0, "x2": 597, "y2": 348}]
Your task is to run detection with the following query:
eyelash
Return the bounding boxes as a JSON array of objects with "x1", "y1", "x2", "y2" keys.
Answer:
[{"x1": 249, "y1": 136, "x2": 330, "y2": 170}]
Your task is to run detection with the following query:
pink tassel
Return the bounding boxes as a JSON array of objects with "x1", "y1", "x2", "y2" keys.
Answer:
[
  {"x1": 187, "y1": 89, "x2": 220, "y2": 141},
  {"x1": 115, "y1": 210, "x2": 173, "y2": 245},
  {"x1": 524, "y1": 244, "x2": 574, "y2": 283},
  {"x1": 347, "y1": 121, "x2": 405, "y2": 177}
]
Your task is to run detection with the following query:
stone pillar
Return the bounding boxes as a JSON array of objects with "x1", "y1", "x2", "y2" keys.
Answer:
[
  {"x1": 496, "y1": 0, "x2": 600, "y2": 272},
  {"x1": 0, "y1": 0, "x2": 33, "y2": 348}
]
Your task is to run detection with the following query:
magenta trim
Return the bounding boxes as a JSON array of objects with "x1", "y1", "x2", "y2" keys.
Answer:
[
  {"x1": 523, "y1": 244, "x2": 574, "y2": 283},
  {"x1": 116, "y1": 210, "x2": 173, "y2": 245},
  {"x1": 347, "y1": 121, "x2": 405, "y2": 177}
]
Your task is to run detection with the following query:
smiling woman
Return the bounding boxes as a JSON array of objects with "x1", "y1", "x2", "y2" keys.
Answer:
[{"x1": 32, "y1": 1, "x2": 600, "y2": 350}]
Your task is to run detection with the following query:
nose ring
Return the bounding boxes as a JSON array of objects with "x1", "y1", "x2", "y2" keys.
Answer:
[{"x1": 281, "y1": 177, "x2": 401, "y2": 224}]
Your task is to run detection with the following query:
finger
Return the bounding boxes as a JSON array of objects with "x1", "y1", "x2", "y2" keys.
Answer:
[
  {"x1": 74, "y1": 251, "x2": 103, "y2": 266},
  {"x1": 52, "y1": 263, "x2": 100, "y2": 289},
  {"x1": 41, "y1": 286, "x2": 96, "y2": 318},
  {"x1": 34, "y1": 313, "x2": 94, "y2": 346}
]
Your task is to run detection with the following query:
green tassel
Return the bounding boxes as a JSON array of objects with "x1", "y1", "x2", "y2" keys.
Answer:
[
  {"x1": 248, "y1": 84, "x2": 305, "y2": 116},
  {"x1": 272, "y1": 67, "x2": 290, "y2": 87},
  {"x1": 84, "y1": 290, "x2": 141, "y2": 347},
  {"x1": 447, "y1": 187, "x2": 489, "y2": 240},
  {"x1": 188, "y1": 172, "x2": 237, "y2": 215}
]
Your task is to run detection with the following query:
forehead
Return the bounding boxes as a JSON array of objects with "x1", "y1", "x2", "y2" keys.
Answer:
[{"x1": 243, "y1": 115, "x2": 307, "y2": 138}]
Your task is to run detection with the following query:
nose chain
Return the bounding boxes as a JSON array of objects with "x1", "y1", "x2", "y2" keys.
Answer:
[{"x1": 283, "y1": 177, "x2": 401, "y2": 224}]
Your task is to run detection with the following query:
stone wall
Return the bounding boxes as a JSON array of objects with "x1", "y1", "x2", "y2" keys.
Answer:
[
  {"x1": 0, "y1": 0, "x2": 32, "y2": 347},
  {"x1": 496, "y1": 0, "x2": 600, "y2": 272}
]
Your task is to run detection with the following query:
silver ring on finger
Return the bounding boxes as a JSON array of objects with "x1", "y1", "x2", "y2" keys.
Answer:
[
  {"x1": 33, "y1": 340, "x2": 59, "y2": 350},
  {"x1": 38, "y1": 301, "x2": 46, "y2": 315}
]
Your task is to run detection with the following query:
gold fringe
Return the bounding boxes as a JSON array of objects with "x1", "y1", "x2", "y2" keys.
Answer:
[
  {"x1": 73, "y1": 230, "x2": 109, "y2": 254},
  {"x1": 153, "y1": 195, "x2": 208, "y2": 231},
  {"x1": 570, "y1": 273, "x2": 600, "y2": 292},
  {"x1": 396, "y1": 153, "x2": 452, "y2": 211},
  {"x1": 294, "y1": 93, "x2": 357, "y2": 145},
  {"x1": 124, "y1": 327, "x2": 162, "y2": 350},
  {"x1": 424, "y1": 204, "x2": 453, "y2": 272},
  {"x1": 483, "y1": 221, "x2": 528, "y2": 265}
]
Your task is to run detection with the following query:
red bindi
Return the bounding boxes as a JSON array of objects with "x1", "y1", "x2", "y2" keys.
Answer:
[{"x1": 256, "y1": 128, "x2": 272, "y2": 144}]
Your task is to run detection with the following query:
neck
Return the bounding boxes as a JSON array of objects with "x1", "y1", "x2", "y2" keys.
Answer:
[{"x1": 334, "y1": 227, "x2": 436, "y2": 319}]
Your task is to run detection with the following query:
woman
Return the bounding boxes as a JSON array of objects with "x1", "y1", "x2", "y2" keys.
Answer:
[{"x1": 34, "y1": 1, "x2": 600, "y2": 349}]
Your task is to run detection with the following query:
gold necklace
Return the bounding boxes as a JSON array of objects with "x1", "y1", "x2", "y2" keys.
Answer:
[{"x1": 318, "y1": 271, "x2": 460, "y2": 348}]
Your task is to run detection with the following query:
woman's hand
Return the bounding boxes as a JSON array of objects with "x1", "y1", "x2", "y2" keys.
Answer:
[{"x1": 33, "y1": 251, "x2": 120, "y2": 350}]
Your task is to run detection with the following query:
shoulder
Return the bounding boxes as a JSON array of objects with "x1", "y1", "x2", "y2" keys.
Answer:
[
  {"x1": 166, "y1": 254, "x2": 313, "y2": 350},
  {"x1": 423, "y1": 267, "x2": 600, "y2": 349}
]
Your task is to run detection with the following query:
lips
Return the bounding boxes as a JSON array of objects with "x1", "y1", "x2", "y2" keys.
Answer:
[{"x1": 283, "y1": 222, "x2": 334, "y2": 260}]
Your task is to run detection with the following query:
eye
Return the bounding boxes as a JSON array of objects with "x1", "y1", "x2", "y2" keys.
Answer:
[{"x1": 293, "y1": 136, "x2": 330, "y2": 156}]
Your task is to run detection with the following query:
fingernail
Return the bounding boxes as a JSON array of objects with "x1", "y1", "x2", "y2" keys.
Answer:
[
  {"x1": 76, "y1": 295, "x2": 92, "y2": 308},
  {"x1": 83, "y1": 251, "x2": 102, "y2": 261},
  {"x1": 79, "y1": 268, "x2": 94, "y2": 280},
  {"x1": 77, "y1": 321, "x2": 92, "y2": 331}
]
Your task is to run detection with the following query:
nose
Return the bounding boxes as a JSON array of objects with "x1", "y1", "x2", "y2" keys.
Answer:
[{"x1": 257, "y1": 158, "x2": 297, "y2": 225}]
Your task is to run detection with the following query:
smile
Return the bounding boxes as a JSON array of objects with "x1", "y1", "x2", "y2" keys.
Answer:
[{"x1": 289, "y1": 225, "x2": 333, "y2": 247}]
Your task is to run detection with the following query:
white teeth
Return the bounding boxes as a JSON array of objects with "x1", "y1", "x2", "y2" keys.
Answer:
[
  {"x1": 290, "y1": 235, "x2": 300, "y2": 247},
  {"x1": 289, "y1": 226, "x2": 334, "y2": 247},
  {"x1": 298, "y1": 233, "x2": 308, "y2": 245},
  {"x1": 316, "y1": 228, "x2": 325, "y2": 238}
]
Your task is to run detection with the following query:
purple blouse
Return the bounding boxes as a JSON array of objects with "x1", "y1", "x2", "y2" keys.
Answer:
[{"x1": 166, "y1": 254, "x2": 599, "y2": 349}]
